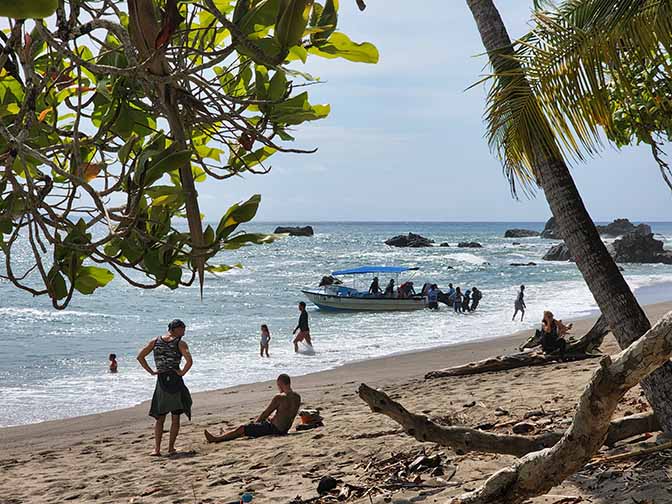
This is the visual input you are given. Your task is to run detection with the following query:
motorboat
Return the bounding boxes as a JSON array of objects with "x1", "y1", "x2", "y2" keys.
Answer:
[{"x1": 302, "y1": 266, "x2": 427, "y2": 311}]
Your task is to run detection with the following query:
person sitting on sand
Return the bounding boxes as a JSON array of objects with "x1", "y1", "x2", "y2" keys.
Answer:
[
  {"x1": 470, "y1": 287, "x2": 482, "y2": 311},
  {"x1": 540, "y1": 310, "x2": 573, "y2": 355},
  {"x1": 368, "y1": 276, "x2": 382, "y2": 296},
  {"x1": 204, "y1": 374, "x2": 301, "y2": 443},
  {"x1": 137, "y1": 319, "x2": 193, "y2": 457},
  {"x1": 384, "y1": 278, "x2": 395, "y2": 297},
  {"x1": 512, "y1": 285, "x2": 526, "y2": 321},
  {"x1": 260, "y1": 324, "x2": 271, "y2": 358},
  {"x1": 109, "y1": 353, "x2": 118, "y2": 373},
  {"x1": 292, "y1": 302, "x2": 312, "y2": 352}
]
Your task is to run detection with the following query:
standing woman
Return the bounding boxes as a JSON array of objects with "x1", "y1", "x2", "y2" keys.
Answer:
[{"x1": 137, "y1": 319, "x2": 193, "y2": 456}]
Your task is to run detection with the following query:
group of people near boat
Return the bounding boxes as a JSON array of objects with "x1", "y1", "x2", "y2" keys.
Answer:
[
  {"x1": 367, "y1": 276, "x2": 482, "y2": 312},
  {"x1": 136, "y1": 316, "x2": 306, "y2": 456}
]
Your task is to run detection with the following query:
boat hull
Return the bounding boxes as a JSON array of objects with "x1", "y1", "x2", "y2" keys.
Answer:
[{"x1": 302, "y1": 290, "x2": 427, "y2": 311}]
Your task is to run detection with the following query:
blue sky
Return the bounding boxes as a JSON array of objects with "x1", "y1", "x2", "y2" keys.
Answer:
[{"x1": 197, "y1": 0, "x2": 671, "y2": 222}]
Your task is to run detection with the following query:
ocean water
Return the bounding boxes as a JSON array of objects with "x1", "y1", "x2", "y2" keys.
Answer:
[{"x1": 2, "y1": 221, "x2": 672, "y2": 427}]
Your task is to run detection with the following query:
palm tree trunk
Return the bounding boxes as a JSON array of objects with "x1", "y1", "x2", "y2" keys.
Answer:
[{"x1": 465, "y1": 0, "x2": 672, "y2": 432}]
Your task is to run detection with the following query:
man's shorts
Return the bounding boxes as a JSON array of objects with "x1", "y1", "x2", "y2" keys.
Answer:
[{"x1": 243, "y1": 420, "x2": 281, "y2": 438}]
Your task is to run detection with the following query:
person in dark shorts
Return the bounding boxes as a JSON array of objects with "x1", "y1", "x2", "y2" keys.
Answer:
[
  {"x1": 137, "y1": 319, "x2": 193, "y2": 456},
  {"x1": 292, "y1": 302, "x2": 312, "y2": 352},
  {"x1": 512, "y1": 285, "x2": 526, "y2": 321},
  {"x1": 204, "y1": 374, "x2": 301, "y2": 443}
]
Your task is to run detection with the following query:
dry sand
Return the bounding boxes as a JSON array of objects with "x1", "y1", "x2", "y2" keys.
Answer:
[{"x1": 2, "y1": 302, "x2": 672, "y2": 503}]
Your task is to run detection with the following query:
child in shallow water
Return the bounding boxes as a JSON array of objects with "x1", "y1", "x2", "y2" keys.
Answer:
[
  {"x1": 109, "y1": 353, "x2": 118, "y2": 373},
  {"x1": 260, "y1": 324, "x2": 271, "y2": 357}
]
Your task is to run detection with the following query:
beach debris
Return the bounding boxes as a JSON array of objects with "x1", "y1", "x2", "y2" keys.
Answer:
[
  {"x1": 463, "y1": 400, "x2": 476, "y2": 408},
  {"x1": 317, "y1": 476, "x2": 339, "y2": 494},
  {"x1": 384, "y1": 233, "x2": 434, "y2": 248},
  {"x1": 457, "y1": 241, "x2": 483, "y2": 248},
  {"x1": 495, "y1": 407, "x2": 509, "y2": 416},
  {"x1": 512, "y1": 421, "x2": 536, "y2": 434}
]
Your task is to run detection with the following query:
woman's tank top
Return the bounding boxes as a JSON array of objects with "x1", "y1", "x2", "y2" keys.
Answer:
[{"x1": 153, "y1": 335, "x2": 182, "y2": 373}]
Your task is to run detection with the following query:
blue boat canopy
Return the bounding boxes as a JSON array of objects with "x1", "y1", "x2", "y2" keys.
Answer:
[{"x1": 331, "y1": 266, "x2": 419, "y2": 276}]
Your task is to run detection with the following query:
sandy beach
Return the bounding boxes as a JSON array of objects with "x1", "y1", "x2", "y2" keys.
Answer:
[{"x1": 2, "y1": 301, "x2": 672, "y2": 503}]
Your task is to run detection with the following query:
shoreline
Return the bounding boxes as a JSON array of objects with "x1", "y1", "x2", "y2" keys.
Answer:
[{"x1": 3, "y1": 299, "x2": 671, "y2": 452}]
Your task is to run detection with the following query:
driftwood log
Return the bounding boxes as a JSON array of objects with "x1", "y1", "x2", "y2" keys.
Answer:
[
  {"x1": 426, "y1": 316, "x2": 610, "y2": 379},
  {"x1": 358, "y1": 385, "x2": 659, "y2": 457}
]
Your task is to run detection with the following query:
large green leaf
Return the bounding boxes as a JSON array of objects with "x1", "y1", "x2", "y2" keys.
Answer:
[
  {"x1": 74, "y1": 266, "x2": 114, "y2": 295},
  {"x1": 308, "y1": 32, "x2": 378, "y2": 63},
  {"x1": 216, "y1": 194, "x2": 262, "y2": 239},
  {"x1": 222, "y1": 232, "x2": 277, "y2": 249},
  {"x1": 270, "y1": 91, "x2": 330, "y2": 124},
  {"x1": 0, "y1": 0, "x2": 57, "y2": 19}
]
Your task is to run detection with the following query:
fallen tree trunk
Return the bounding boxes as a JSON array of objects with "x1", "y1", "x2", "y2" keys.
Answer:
[
  {"x1": 452, "y1": 310, "x2": 672, "y2": 504},
  {"x1": 358, "y1": 385, "x2": 659, "y2": 457},
  {"x1": 425, "y1": 351, "x2": 598, "y2": 379},
  {"x1": 426, "y1": 316, "x2": 610, "y2": 379}
]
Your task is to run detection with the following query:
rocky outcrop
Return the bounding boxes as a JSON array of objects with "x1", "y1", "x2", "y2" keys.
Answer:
[
  {"x1": 385, "y1": 233, "x2": 434, "y2": 248},
  {"x1": 457, "y1": 242, "x2": 483, "y2": 248},
  {"x1": 608, "y1": 232, "x2": 672, "y2": 264},
  {"x1": 596, "y1": 218, "x2": 649, "y2": 236},
  {"x1": 504, "y1": 229, "x2": 540, "y2": 238},
  {"x1": 540, "y1": 217, "x2": 560, "y2": 239},
  {"x1": 542, "y1": 243, "x2": 573, "y2": 261},
  {"x1": 274, "y1": 225, "x2": 314, "y2": 236},
  {"x1": 439, "y1": 242, "x2": 450, "y2": 247},
  {"x1": 510, "y1": 262, "x2": 537, "y2": 267}
]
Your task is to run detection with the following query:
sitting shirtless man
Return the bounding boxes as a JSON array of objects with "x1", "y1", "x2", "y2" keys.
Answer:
[{"x1": 204, "y1": 374, "x2": 301, "y2": 442}]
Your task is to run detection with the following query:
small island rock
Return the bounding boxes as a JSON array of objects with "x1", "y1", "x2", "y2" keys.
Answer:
[
  {"x1": 542, "y1": 243, "x2": 573, "y2": 261},
  {"x1": 457, "y1": 241, "x2": 483, "y2": 248},
  {"x1": 608, "y1": 232, "x2": 672, "y2": 264},
  {"x1": 385, "y1": 233, "x2": 434, "y2": 248},
  {"x1": 504, "y1": 229, "x2": 540, "y2": 238},
  {"x1": 274, "y1": 225, "x2": 314, "y2": 236}
]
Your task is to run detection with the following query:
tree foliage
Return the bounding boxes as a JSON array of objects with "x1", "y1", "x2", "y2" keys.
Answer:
[
  {"x1": 0, "y1": 0, "x2": 378, "y2": 308},
  {"x1": 517, "y1": 0, "x2": 672, "y2": 188}
]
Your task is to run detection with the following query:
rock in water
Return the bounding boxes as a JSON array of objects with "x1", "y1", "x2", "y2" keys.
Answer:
[
  {"x1": 504, "y1": 229, "x2": 540, "y2": 238},
  {"x1": 609, "y1": 232, "x2": 672, "y2": 264},
  {"x1": 385, "y1": 233, "x2": 434, "y2": 248},
  {"x1": 439, "y1": 242, "x2": 450, "y2": 247},
  {"x1": 596, "y1": 218, "x2": 637, "y2": 236},
  {"x1": 457, "y1": 242, "x2": 482, "y2": 248},
  {"x1": 540, "y1": 217, "x2": 561, "y2": 239},
  {"x1": 542, "y1": 243, "x2": 573, "y2": 261},
  {"x1": 274, "y1": 226, "x2": 314, "y2": 236}
]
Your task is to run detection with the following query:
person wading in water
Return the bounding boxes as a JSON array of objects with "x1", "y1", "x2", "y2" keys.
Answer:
[
  {"x1": 137, "y1": 319, "x2": 193, "y2": 456},
  {"x1": 292, "y1": 302, "x2": 312, "y2": 352}
]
